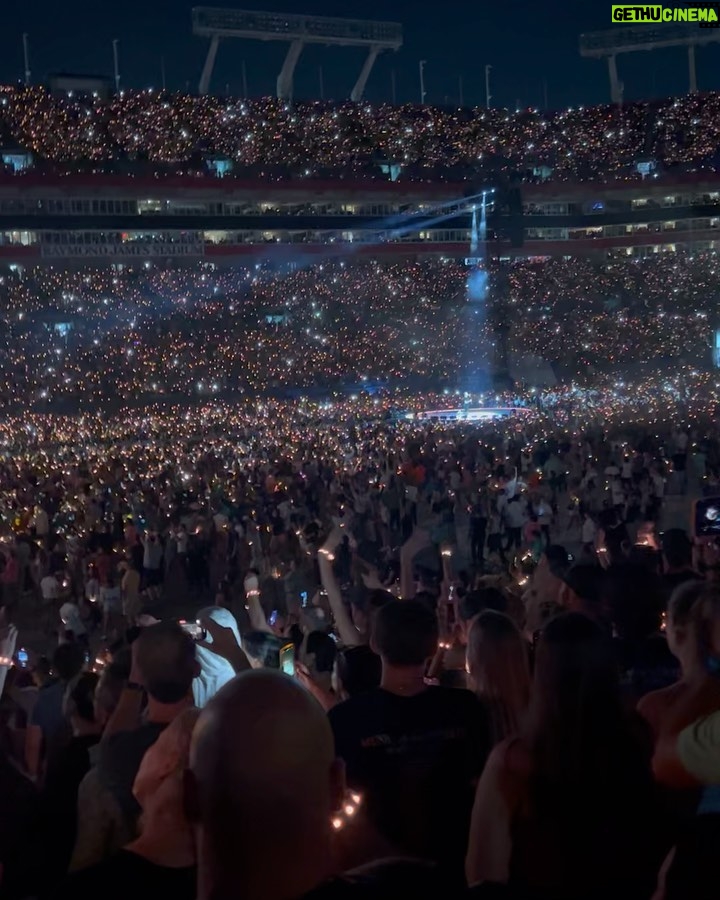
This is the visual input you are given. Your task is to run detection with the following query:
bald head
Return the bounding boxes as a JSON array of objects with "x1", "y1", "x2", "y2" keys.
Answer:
[
  {"x1": 191, "y1": 669, "x2": 338, "y2": 829},
  {"x1": 189, "y1": 672, "x2": 341, "y2": 900}
]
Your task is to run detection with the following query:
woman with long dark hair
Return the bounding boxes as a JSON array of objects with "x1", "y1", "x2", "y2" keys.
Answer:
[
  {"x1": 466, "y1": 612, "x2": 669, "y2": 900},
  {"x1": 466, "y1": 610, "x2": 530, "y2": 746}
]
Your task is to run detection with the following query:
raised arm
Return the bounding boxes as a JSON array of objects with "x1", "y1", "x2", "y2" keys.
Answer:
[
  {"x1": 318, "y1": 528, "x2": 361, "y2": 648},
  {"x1": 244, "y1": 571, "x2": 272, "y2": 634},
  {"x1": 400, "y1": 527, "x2": 431, "y2": 600}
]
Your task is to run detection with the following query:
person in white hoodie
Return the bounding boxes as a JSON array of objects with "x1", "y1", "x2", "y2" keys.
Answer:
[{"x1": 192, "y1": 607, "x2": 243, "y2": 708}]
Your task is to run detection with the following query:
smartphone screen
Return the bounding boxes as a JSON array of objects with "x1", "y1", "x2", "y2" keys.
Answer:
[
  {"x1": 269, "y1": 609, "x2": 279, "y2": 627},
  {"x1": 280, "y1": 642, "x2": 295, "y2": 676},
  {"x1": 16, "y1": 648, "x2": 28, "y2": 668},
  {"x1": 300, "y1": 591, "x2": 308, "y2": 608},
  {"x1": 694, "y1": 497, "x2": 720, "y2": 539},
  {"x1": 179, "y1": 621, "x2": 206, "y2": 641}
]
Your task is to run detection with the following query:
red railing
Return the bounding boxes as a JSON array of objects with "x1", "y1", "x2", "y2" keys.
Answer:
[{"x1": 0, "y1": 171, "x2": 456, "y2": 199}]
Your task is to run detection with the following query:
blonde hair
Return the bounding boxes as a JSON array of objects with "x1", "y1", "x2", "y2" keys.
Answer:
[{"x1": 689, "y1": 583, "x2": 720, "y2": 666}]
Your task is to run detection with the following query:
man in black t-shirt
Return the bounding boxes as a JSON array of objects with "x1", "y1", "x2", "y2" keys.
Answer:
[
  {"x1": 329, "y1": 600, "x2": 490, "y2": 872},
  {"x1": 184, "y1": 649, "x2": 487, "y2": 900}
]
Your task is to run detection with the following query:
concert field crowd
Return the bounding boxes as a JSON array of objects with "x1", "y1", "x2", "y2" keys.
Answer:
[
  {"x1": 0, "y1": 370, "x2": 720, "y2": 900},
  {"x1": 0, "y1": 252, "x2": 718, "y2": 408},
  {"x1": 3, "y1": 89, "x2": 720, "y2": 900}
]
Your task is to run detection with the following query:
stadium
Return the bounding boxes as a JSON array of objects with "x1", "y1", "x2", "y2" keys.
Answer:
[
  {"x1": 3, "y1": 11, "x2": 720, "y2": 900},
  {"x1": 0, "y1": 12, "x2": 717, "y2": 408},
  {"x1": 1, "y1": 9, "x2": 720, "y2": 411},
  {"x1": 2, "y1": 76, "x2": 720, "y2": 408}
]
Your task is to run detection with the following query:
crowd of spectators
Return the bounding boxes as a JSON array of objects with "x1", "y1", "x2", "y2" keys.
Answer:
[
  {"x1": 4, "y1": 73, "x2": 720, "y2": 900},
  {"x1": 2, "y1": 87, "x2": 720, "y2": 182},
  {"x1": 0, "y1": 252, "x2": 717, "y2": 408},
  {"x1": 0, "y1": 387, "x2": 720, "y2": 899}
]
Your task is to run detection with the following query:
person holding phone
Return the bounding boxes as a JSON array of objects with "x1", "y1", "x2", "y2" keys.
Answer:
[
  {"x1": 192, "y1": 607, "x2": 244, "y2": 708},
  {"x1": 80, "y1": 622, "x2": 199, "y2": 864},
  {"x1": 59, "y1": 709, "x2": 199, "y2": 900}
]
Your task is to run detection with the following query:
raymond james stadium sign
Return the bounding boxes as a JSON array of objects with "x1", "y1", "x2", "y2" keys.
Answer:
[
  {"x1": 41, "y1": 237, "x2": 204, "y2": 260},
  {"x1": 612, "y1": 3, "x2": 720, "y2": 23}
]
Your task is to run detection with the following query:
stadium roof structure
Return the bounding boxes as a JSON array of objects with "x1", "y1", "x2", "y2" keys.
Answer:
[
  {"x1": 580, "y1": 22, "x2": 720, "y2": 103},
  {"x1": 192, "y1": 6, "x2": 403, "y2": 101}
]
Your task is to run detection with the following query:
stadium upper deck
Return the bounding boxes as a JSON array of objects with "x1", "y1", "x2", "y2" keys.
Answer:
[
  {"x1": 2, "y1": 86, "x2": 720, "y2": 263},
  {"x1": 0, "y1": 169, "x2": 718, "y2": 264}
]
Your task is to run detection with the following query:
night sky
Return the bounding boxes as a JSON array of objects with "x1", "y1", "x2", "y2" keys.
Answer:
[{"x1": 2, "y1": 0, "x2": 719, "y2": 110}]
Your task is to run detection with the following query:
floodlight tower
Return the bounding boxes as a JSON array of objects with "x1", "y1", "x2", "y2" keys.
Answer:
[
  {"x1": 580, "y1": 23, "x2": 720, "y2": 103},
  {"x1": 192, "y1": 7, "x2": 403, "y2": 101}
]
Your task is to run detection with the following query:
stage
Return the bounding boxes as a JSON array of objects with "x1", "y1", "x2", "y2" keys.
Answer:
[{"x1": 407, "y1": 406, "x2": 531, "y2": 422}]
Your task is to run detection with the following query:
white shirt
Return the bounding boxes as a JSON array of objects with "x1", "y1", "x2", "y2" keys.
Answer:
[
  {"x1": 582, "y1": 517, "x2": 597, "y2": 544},
  {"x1": 40, "y1": 575, "x2": 59, "y2": 602}
]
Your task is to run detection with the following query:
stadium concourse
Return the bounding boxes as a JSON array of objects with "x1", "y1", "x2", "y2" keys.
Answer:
[{"x1": 2, "y1": 84, "x2": 720, "y2": 900}]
